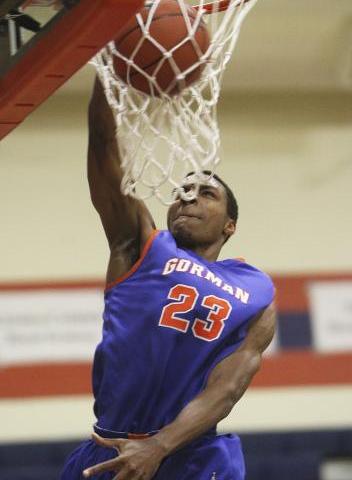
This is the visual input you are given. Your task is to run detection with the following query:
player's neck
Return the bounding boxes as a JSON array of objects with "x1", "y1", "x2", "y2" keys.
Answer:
[{"x1": 188, "y1": 242, "x2": 222, "y2": 263}]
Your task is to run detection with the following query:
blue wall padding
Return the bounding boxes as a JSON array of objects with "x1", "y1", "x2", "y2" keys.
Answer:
[
  {"x1": 0, "y1": 430, "x2": 351, "y2": 480},
  {"x1": 241, "y1": 429, "x2": 352, "y2": 480},
  {"x1": 277, "y1": 312, "x2": 312, "y2": 349}
]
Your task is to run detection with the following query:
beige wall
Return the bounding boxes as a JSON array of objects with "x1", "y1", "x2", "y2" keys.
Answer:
[
  {"x1": 3, "y1": 387, "x2": 352, "y2": 443},
  {"x1": 1, "y1": 75, "x2": 352, "y2": 281},
  {"x1": 1, "y1": 26, "x2": 352, "y2": 444},
  {"x1": 1, "y1": 0, "x2": 352, "y2": 448}
]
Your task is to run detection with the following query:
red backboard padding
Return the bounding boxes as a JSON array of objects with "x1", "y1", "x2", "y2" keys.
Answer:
[{"x1": 0, "y1": 0, "x2": 143, "y2": 140}]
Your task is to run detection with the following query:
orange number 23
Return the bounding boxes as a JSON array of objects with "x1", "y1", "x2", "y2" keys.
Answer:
[{"x1": 159, "y1": 284, "x2": 232, "y2": 342}]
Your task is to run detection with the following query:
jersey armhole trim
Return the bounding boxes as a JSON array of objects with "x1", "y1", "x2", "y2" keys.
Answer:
[{"x1": 105, "y1": 229, "x2": 160, "y2": 292}]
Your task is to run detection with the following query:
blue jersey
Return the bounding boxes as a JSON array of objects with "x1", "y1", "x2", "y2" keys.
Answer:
[{"x1": 92, "y1": 230, "x2": 274, "y2": 435}]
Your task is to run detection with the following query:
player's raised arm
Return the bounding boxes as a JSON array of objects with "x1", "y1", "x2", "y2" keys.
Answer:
[{"x1": 88, "y1": 77, "x2": 155, "y2": 281}]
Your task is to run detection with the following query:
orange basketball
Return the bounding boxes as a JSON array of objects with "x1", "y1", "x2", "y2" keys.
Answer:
[{"x1": 113, "y1": 0, "x2": 210, "y2": 96}]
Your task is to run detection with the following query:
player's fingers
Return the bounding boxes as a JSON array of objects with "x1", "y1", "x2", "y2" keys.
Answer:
[
  {"x1": 113, "y1": 438, "x2": 128, "y2": 451},
  {"x1": 91, "y1": 432, "x2": 120, "y2": 450},
  {"x1": 82, "y1": 457, "x2": 119, "y2": 478}
]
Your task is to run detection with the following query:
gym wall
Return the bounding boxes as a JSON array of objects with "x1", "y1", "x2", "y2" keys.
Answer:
[
  {"x1": 1, "y1": 81, "x2": 351, "y2": 480},
  {"x1": 1, "y1": 0, "x2": 352, "y2": 476}
]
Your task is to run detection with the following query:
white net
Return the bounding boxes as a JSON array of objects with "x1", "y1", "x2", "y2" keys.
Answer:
[{"x1": 92, "y1": 0, "x2": 257, "y2": 205}]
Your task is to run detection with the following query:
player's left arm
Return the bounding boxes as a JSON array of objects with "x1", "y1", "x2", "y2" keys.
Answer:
[
  {"x1": 83, "y1": 302, "x2": 276, "y2": 480},
  {"x1": 153, "y1": 301, "x2": 276, "y2": 454}
]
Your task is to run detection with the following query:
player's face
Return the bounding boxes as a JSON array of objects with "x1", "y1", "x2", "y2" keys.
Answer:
[{"x1": 167, "y1": 178, "x2": 236, "y2": 249}]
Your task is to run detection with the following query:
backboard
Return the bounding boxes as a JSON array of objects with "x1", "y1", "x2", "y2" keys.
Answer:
[{"x1": 0, "y1": 0, "x2": 143, "y2": 140}]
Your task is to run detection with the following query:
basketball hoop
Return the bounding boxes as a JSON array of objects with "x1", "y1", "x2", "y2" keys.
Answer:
[
  {"x1": 21, "y1": 1, "x2": 78, "y2": 9},
  {"x1": 22, "y1": 0, "x2": 58, "y2": 7},
  {"x1": 92, "y1": 0, "x2": 257, "y2": 205},
  {"x1": 198, "y1": 0, "x2": 250, "y2": 14}
]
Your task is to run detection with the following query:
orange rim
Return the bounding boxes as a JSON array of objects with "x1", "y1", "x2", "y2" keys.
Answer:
[{"x1": 196, "y1": 0, "x2": 250, "y2": 14}]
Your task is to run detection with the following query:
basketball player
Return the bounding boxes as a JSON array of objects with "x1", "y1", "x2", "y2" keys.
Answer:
[{"x1": 61, "y1": 78, "x2": 276, "y2": 480}]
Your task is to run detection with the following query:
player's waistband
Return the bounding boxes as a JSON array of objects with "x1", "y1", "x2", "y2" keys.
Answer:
[
  {"x1": 94, "y1": 423, "x2": 159, "y2": 440},
  {"x1": 94, "y1": 423, "x2": 217, "y2": 441}
]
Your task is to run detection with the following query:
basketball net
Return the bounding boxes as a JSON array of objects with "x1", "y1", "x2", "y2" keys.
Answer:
[{"x1": 92, "y1": 0, "x2": 257, "y2": 205}]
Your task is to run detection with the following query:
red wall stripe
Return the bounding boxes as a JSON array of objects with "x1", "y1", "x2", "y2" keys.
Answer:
[
  {"x1": 0, "y1": 277, "x2": 352, "y2": 398},
  {"x1": 273, "y1": 273, "x2": 352, "y2": 312},
  {"x1": 0, "y1": 363, "x2": 92, "y2": 398},
  {"x1": 252, "y1": 351, "x2": 352, "y2": 387},
  {"x1": 0, "y1": 280, "x2": 104, "y2": 292},
  {"x1": 1, "y1": 273, "x2": 352, "y2": 311},
  {"x1": 1, "y1": 352, "x2": 351, "y2": 399}
]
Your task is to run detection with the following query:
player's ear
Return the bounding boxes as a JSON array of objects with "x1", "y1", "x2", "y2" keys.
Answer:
[{"x1": 223, "y1": 219, "x2": 236, "y2": 239}]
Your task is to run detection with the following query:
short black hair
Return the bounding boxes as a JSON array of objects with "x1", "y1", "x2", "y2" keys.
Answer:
[{"x1": 186, "y1": 170, "x2": 239, "y2": 223}]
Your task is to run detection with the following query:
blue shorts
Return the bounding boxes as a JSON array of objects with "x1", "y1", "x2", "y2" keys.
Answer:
[{"x1": 61, "y1": 432, "x2": 245, "y2": 480}]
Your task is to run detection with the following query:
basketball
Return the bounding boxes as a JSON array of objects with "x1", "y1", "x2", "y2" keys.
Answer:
[{"x1": 113, "y1": 0, "x2": 211, "y2": 96}]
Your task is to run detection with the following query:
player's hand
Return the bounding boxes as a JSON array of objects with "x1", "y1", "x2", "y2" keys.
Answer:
[{"x1": 82, "y1": 432, "x2": 167, "y2": 480}]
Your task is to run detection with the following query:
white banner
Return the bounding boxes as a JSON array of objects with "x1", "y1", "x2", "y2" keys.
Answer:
[
  {"x1": 308, "y1": 281, "x2": 352, "y2": 352},
  {"x1": 0, "y1": 289, "x2": 103, "y2": 365}
]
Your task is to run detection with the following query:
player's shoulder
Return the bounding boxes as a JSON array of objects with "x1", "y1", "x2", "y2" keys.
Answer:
[{"x1": 220, "y1": 257, "x2": 275, "y2": 298}]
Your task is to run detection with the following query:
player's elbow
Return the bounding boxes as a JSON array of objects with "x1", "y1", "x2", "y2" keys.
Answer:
[
  {"x1": 225, "y1": 351, "x2": 262, "y2": 407},
  {"x1": 245, "y1": 350, "x2": 262, "y2": 377},
  {"x1": 219, "y1": 392, "x2": 238, "y2": 419}
]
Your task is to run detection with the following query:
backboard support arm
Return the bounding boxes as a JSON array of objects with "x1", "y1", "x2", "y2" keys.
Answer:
[{"x1": 0, "y1": 0, "x2": 143, "y2": 140}]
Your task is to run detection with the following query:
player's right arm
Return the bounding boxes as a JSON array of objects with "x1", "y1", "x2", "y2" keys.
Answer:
[{"x1": 88, "y1": 77, "x2": 155, "y2": 283}]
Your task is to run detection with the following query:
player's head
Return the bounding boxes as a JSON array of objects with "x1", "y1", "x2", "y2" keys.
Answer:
[{"x1": 167, "y1": 171, "x2": 238, "y2": 251}]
